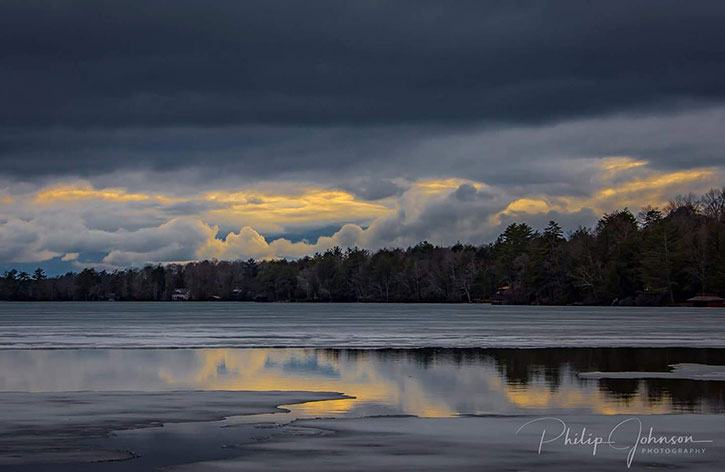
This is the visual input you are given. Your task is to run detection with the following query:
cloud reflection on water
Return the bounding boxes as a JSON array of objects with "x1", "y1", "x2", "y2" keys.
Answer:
[{"x1": 0, "y1": 348, "x2": 722, "y2": 416}]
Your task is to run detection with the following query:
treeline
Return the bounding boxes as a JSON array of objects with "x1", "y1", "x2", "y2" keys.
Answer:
[{"x1": 2, "y1": 188, "x2": 725, "y2": 305}]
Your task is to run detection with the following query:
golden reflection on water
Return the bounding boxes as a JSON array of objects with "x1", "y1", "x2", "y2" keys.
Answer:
[
  {"x1": 157, "y1": 349, "x2": 455, "y2": 417},
  {"x1": 0, "y1": 348, "x2": 718, "y2": 416},
  {"x1": 152, "y1": 349, "x2": 693, "y2": 417},
  {"x1": 497, "y1": 381, "x2": 670, "y2": 415}
]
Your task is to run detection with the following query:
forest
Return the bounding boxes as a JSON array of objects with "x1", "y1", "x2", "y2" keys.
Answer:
[{"x1": 2, "y1": 188, "x2": 724, "y2": 305}]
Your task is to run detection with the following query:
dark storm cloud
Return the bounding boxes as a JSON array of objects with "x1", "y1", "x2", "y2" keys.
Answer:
[
  {"x1": 1, "y1": 0, "x2": 724, "y2": 178},
  {"x1": 3, "y1": 0, "x2": 725, "y2": 127},
  {"x1": 339, "y1": 178, "x2": 405, "y2": 201}
]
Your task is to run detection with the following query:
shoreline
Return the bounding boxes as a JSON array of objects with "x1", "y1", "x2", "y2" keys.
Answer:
[
  {"x1": 4, "y1": 342, "x2": 725, "y2": 350},
  {"x1": 0, "y1": 300, "x2": 711, "y2": 307}
]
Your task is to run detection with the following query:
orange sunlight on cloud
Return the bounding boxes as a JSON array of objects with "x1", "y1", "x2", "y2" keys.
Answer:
[{"x1": 33, "y1": 183, "x2": 177, "y2": 205}]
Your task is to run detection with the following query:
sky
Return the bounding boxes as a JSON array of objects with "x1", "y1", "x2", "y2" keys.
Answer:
[{"x1": 1, "y1": 1, "x2": 724, "y2": 273}]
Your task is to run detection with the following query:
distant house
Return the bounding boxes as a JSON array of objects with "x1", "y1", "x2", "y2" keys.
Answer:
[
  {"x1": 687, "y1": 295, "x2": 725, "y2": 307},
  {"x1": 491, "y1": 285, "x2": 512, "y2": 305},
  {"x1": 231, "y1": 288, "x2": 244, "y2": 300},
  {"x1": 171, "y1": 288, "x2": 191, "y2": 301}
]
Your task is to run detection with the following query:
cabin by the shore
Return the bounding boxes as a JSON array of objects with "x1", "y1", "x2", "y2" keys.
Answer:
[
  {"x1": 491, "y1": 285, "x2": 513, "y2": 305},
  {"x1": 687, "y1": 294, "x2": 725, "y2": 307},
  {"x1": 171, "y1": 288, "x2": 191, "y2": 301}
]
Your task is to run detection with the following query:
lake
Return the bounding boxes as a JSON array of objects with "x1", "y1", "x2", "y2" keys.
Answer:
[{"x1": 1, "y1": 303, "x2": 724, "y2": 471}]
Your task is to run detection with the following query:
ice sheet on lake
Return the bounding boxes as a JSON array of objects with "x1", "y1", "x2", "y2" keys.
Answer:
[
  {"x1": 579, "y1": 363, "x2": 725, "y2": 381},
  {"x1": 167, "y1": 414, "x2": 725, "y2": 471},
  {"x1": 0, "y1": 390, "x2": 348, "y2": 465}
]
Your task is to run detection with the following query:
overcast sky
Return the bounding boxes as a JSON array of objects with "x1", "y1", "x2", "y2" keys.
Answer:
[{"x1": 1, "y1": 1, "x2": 724, "y2": 272}]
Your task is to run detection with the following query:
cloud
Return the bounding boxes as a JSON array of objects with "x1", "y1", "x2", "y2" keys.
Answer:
[
  {"x1": 1, "y1": 154, "x2": 722, "y2": 268},
  {"x1": 100, "y1": 218, "x2": 216, "y2": 267},
  {"x1": 2, "y1": 1, "x2": 724, "y2": 129},
  {"x1": 1, "y1": 2, "x2": 725, "y2": 187},
  {"x1": 203, "y1": 187, "x2": 394, "y2": 234},
  {"x1": 2, "y1": 106, "x2": 725, "y2": 192},
  {"x1": 339, "y1": 178, "x2": 406, "y2": 201},
  {"x1": 33, "y1": 183, "x2": 175, "y2": 204},
  {"x1": 61, "y1": 253, "x2": 79, "y2": 262},
  {"x1": 1, "y1": 2, "x2": 724, "y2": 269}
]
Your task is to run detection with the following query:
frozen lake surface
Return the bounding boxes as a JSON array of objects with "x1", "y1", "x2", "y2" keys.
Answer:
[
  {"x1": 1, "y1": 302, "x2": 724, "y2": 349},
  {"x1": 1, "y1": 347, "x2": 724, "y2": 470},
  {"x1": 2, "y1": 303, "x2": 725, "y2": 470}
]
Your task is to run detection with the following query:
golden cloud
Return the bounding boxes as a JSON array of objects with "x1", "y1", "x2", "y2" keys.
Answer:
[
  {"x1": 203, "y1": 188, "x2": 394, "y2": 231},
  {"x1": 595, "y1": 169, "x2": 715, "y2": 200},
  {"x1": 494, "y1": 157, "x2": 718, "y2": 222},
  {"x1": 33, "y1": 182, "x2": 176, "y2": 204},
  {"x1": 30, "y1": 182, "x2": 394, "y2": 233},
  {"x1": 600, "y1": 156, "x2": 648, "y2": 174}
]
